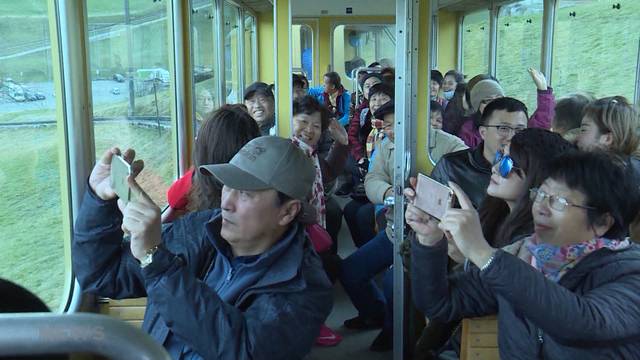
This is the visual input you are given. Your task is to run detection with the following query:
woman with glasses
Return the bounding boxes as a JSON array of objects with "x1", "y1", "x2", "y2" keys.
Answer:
[
  {"x1": 410, "y1": 129, "x2": 572, "y2": 358},
  {"x1": 406, "y1": 151, "x2": 640, "y2": 358}
]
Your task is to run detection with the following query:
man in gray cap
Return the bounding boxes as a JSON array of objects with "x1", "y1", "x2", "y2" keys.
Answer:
[{"x1": 73, "y1": 136, "x2": 332, "y2": 360}]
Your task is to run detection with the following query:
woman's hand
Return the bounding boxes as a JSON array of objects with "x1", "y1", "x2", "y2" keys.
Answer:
[
  {"x1": 528, "y1": 68, "x2": 548, "y2": 91},
  {"x1": 439, "y1": 182, "x2": 495, "y2": 268},
  {"x1": 328, "y1": 118, "x2": 349, "y2": 146},
  {"x1": 404, "y1": 177, "x2": 444, "y2": 246}
]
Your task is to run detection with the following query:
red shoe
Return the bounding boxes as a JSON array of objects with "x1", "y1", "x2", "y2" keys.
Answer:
[{"x1": 315, "y1": 324, "x2": 343, "y2": 346}]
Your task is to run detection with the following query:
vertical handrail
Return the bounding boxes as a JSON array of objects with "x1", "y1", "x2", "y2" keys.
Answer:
[{"x1": 0, "y1": 313, "x2": 171, "y2": 360}]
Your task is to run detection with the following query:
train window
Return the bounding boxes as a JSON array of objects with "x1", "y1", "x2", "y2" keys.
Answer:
[
  {"x1": 223, "y1": 2, "x2": 241, "y2": 104},
  {"x1": 552, "y1": 0, "x2": 640, "y2": 99},
  {"x1": 461, "y1": 10, "x2": 490, "y2": 77},
  {"x1": 332, "y1": 24, "x2": 395, "y2": 91},
  {"x1": 495, "y1": 1, "x2": 543, "y2": 110},
  {"x1": 87, "y1": 0, "x2": 177, "y2": 208},
  {"x1": 244, "y1": 13, "x2": 257, "y2": 86},
  {"x1": 191, "y1": 0, "x2": 220, "y2": 135},
  {"x1": 292, "y1": 24, "x2": 314, "y2": 83},
  {"x1": 0, "y1": 1, "x2": 67, "y2": 310}
]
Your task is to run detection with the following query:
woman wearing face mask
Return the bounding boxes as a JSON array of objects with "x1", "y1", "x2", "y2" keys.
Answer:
[
  {"x1": 442, "y1": 70, "x2": 464, "y2": 101},
  {"x1": 410, "y1": 129, "x2": 574, "y2": 357},
  {"x1": 407, "y1": 150, "x2": 640, "y2": 359}
]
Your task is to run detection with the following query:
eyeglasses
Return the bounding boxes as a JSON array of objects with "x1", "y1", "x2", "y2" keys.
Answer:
[
  {"x1": 493, "y1": 151, "x2": 523, "y2": 178},
  {"x1": 483, "y1": 125, "x2": 525, "y2": 137},
  {"x1": 529, "y1": 188, "x2": 595, "y2": 212}
]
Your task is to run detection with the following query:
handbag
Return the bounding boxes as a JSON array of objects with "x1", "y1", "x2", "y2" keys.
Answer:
[{"x1": 306, "y1": 223, "x2": 333, "y2": 253}]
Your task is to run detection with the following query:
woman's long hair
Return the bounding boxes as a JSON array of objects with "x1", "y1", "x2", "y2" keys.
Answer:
[
  {"x1": 479, "y1": 129, "x2": 575, "y2": 247},
  {"x1": 187, "y1": 104, "x2": 261, "y2": 211}
]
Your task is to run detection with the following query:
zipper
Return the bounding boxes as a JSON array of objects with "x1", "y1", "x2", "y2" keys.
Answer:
[
  {"x1": 225, "y1": 268, "x2": 234, "y2": 283},
  {"x1": 537, "y1": 328, "x2": 544, "y2": 359}
]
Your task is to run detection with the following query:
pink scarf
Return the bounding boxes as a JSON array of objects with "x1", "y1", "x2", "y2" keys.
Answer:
[
  {"x1": 291, "y1": 137, "x2": 326, "y2": 227},
  {"x1": 524, "y1": 234, "x2": 630, "y2": 282}
]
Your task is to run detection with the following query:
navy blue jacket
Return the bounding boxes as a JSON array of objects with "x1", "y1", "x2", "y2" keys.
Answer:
[
  {"x1": 411, "y1": 238, "x2": 640, "y2": 359},
  {"x1": 73, "y1": 188, "x2": 333, "y2": 360}
]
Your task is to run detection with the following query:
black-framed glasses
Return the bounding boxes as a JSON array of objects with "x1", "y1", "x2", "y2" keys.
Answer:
[
  {"x1": 483, "y1": 125, "x2": 525, "y2": 137},
  {"x1": 493, "y1": 151, "x2": 523, "y2": 178},
  {"x1": 529, "y1": 188, "x2": 596, "y2": 212}
]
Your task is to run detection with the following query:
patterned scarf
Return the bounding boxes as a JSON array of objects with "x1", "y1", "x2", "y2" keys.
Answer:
[
  {"x1": 291, "y1": 137, "x2": 326, "y2": 227},
  {"x1": 525, "y1": 234, "x2": 630, "y2": 282},
  {"x1": 365, "y1": 119, "x2": 386, "y2": 158}
]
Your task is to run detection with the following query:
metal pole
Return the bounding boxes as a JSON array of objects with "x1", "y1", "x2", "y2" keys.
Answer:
[
  {"x1": 541, "y1": 0, "x2": 557, "y2": 83},
  {"x1": 125, "y1": 0, "x2": 136, "y2": 116},
  {"x1": 488, "y1": 0, "x2": 498, "y2": 77}
]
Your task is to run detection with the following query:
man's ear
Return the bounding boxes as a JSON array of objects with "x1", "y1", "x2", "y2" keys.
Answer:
[
  {"x1": 479, "y1": 126, "x2": 487, "y2": 141},
  {"x1": 592, "y1": 213, "x2": 614, "y2": 238},
  {"x1": 278, "y1": 200, "x2": 302, "y2": 227}
]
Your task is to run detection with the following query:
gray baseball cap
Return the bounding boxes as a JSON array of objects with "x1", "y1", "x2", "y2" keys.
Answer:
[{"x1": 199, "y1": 136, "x2": 315, "y2": 201}]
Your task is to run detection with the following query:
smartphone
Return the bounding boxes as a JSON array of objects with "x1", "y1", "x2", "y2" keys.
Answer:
[
  {"x1": 110, "y1": 154, "x2": 131, "y2": 205},
  {"x1": 414, "y1": 173, "x2": 454, "y2": 220}
]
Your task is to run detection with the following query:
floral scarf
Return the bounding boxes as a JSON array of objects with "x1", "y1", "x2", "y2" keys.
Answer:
[
  {"x1": 525, "y1": 235, "x2": 630, "y2": 282},
  {"x1": 365, "y1": 119, "x2": 386, "y2": 158},
  {"x1": 291, "y1": 137, "x2": 326, "y2": 227}
]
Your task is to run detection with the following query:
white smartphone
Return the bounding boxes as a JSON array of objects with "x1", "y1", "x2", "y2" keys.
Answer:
[
  {"x1": 414, "y1": 173, "x2": 455, "y2": 220},
  {"x1": 110, "y1": 154, "x2": 131, "y2": 205}
]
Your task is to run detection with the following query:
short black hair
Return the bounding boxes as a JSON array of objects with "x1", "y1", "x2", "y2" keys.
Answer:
[
  {"x1": 293, "y1": 74, "x2": 306, "y2": 88},
  {"x1": 324, "y1": 71, "x2": 342, "y2": 88},
  {"x1": 546, "y1": 151, "x2": 640, "y2": 239},
  {"x1": 431, "y1": 70, "x2": 444, "y2": 86},
  {"x1": 369, "y1": 83, "x2": 394, "y2": 100},
  {"x1": 244, "y1": 82, "x2": 274, "y2": 101},
  {"x1": 480, "y1": 97, "x2": 529, "y2": 126},
  {"x1": 553, "y1": 93, "x2": 594, "y2": 132},
  {"x1": 430, "y1": 100, "x2": 443, "y2": 115},
  {"x1": 292, "y1": 95, "x2": 330, "y2": 131},
  {"x1": 444, "y1": 70, "x2": 464, "y2": 84}
]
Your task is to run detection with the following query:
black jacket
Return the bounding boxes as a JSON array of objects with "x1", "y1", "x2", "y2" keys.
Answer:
[
  {"x1": 411, "y1": 238, "x2": 640, "y2": 359},
  {"x1": 430, "y1": 143, "x2": 492, "y2": 209}
]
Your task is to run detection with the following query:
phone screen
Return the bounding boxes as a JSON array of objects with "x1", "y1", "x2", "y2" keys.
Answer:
[
  {"x1": 414, "y1": 173, "x2": 454, "y2": 220},
  {"x1": 110, "y1": 155, "x2": 131, "y2": 205}
]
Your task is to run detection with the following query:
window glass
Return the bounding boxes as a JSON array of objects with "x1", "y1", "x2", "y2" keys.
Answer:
[
  {"x1": 333, "y1": 24, "x2": 395, "y2": 92},
  {"x1": 223, "y1": 2, "x2": 240, "y2": 104},
  {"x1": 292, "y1": 24, "x2": 313, "y2": 83},
  {"x1": 496, "y1": 1, "x2": 543, "y2": 110},
  {"x1": 0, "y1": 0, "x2": 66, "y2": 310},
  {"x1": 87, "y1": 0, "x2": 176, "y2": 208},
  {"x1": 462, "y1": 10, "x2": 490, "y2": 77},
  {"x1": 552, "y1": 0, "x2": 640, "y2": 99},
  {"x1": 191, "y1": 0, "x2": 219, "y2": 135},
  {"x1": 244, "y1": 14, "x2": 256, "y2": 86}
]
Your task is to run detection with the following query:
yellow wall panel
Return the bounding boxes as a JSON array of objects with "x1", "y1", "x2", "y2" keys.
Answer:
[
  {"x1": 257, "y1": 10, "x2": 274, "y2": 83},
  {"x1": 437, "y1": 10, "x2": 459, "y2": 73}
]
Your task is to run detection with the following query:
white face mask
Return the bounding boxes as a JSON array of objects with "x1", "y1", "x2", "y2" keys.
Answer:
[{"x1": 443, "y1": 90, "x2": 455, "y2": 100}]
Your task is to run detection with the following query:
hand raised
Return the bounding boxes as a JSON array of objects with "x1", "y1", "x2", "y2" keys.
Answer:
[
  {"x1": 121, "y1": 173, "x2": 161, "y2": 261},
  {"x1": 404, "y1": 177, "x2": 444, "y2": 245},
  {"x1": 439, "y1": 182, "x2": 494, "y2": 266},
  {"x1": 328, "y1": 118, "x2": 349, "y2": 146},
  {"x1": 528, "y1": 68, "x2": 548, "y2": 91},
  {"x1": 90, "y1": 148, "x2": 143, "y2": 201}
]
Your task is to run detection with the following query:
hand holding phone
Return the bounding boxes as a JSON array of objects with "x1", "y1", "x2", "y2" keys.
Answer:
[
  {"x1": 414, "y1": 173, "x2": 455, "y2": 220},
  {"x1": 110, "y1": 155, "x2": 132, "y2": 205}
]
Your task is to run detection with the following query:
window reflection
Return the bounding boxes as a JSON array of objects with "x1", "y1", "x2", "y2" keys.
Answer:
[
  {"x1": 223, "y1": 2, "x2": 240, "y2": 104},
  {"x1": 192, "y1": 0, "x2": 219, "y2": 135}
]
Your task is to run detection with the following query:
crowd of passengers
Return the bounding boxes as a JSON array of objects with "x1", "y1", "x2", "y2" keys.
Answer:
[{"x1": 65, "y1": 61, "x2": 640, "y2": 360}]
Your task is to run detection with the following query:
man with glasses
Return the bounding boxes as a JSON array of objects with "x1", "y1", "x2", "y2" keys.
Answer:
[{"x1": 431, "y1": 97, "x2": 528, "y2": 208}]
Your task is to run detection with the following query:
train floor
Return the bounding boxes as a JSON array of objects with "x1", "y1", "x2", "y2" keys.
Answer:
[{"x1": 307, "y1": 196, "x2": 392, "y2": 360}]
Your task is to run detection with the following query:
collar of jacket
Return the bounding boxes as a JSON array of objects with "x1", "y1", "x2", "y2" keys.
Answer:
[
  {"x1": 469, "y1": 142, "x2": 492, "y2": 174},
  {"x1": 204, "y1": 213, "x2": 307, "y2": 299}
]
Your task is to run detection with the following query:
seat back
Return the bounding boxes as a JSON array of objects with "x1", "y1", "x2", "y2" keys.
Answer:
[
  {"x1": 98, "y1": 297, "x2": 147, "y2": 328},
  {"x1": 460, "y1": 316, "x2": 498, "y2": 360}
]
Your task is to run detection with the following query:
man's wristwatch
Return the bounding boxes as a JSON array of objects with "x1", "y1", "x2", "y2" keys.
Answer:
[{"x1": 139, "y1": 245, "x2": 161, "y2": 268}]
